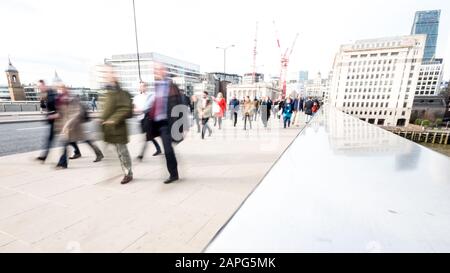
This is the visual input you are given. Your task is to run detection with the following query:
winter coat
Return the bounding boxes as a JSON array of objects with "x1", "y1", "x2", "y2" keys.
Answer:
[{"x1": 101, "y1": 84, "x2": 132, "y2": 144}]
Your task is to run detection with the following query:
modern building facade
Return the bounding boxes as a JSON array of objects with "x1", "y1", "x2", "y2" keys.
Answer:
[
  {"x1": 329, "y1": 35, "x2": 426, "y2": 127},
  {"x1": 299, "y1": 71, "x2": 309, "y2": 83},
  {"x1": 415, "y1": 59, "x2": 444, "y2": 96},
  {"x1": 105, "y1": 52, "x2": 202, "y2": 96},
  {"x1": 411, "y1": 10, "x2": 441, "y2": 61}
]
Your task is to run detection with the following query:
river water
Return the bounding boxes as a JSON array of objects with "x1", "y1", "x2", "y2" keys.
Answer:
[{"x1": 420, "y1": 143, "x2": 450, "y2": 157}]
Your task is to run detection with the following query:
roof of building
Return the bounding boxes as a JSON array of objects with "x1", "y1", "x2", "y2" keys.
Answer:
[{"x1": 5, "y1": 58, "x2": 18, "y2": 73}]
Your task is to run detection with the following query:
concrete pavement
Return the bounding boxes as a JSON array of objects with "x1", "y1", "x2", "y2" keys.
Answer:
[{"x1": 0, "y1": 113, "x2": 308, "y2": 252}]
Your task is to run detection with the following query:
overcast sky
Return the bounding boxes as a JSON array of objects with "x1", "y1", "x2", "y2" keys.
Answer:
[{"x1": 1, "y1": 0, "x2": 449, "y2": 87}]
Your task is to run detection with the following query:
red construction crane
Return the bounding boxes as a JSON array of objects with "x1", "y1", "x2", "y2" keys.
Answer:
[
  {"x1": 273, "y1": 20, "x2": 299, "y2": 97},
  {"x1": 252, "y1": 22, "x2": 258, "y2": 84}
]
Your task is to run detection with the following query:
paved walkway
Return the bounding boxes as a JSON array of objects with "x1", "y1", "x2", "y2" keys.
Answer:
[{"x1": 0, "y1": 113, "x2": 308, "y2": 252}]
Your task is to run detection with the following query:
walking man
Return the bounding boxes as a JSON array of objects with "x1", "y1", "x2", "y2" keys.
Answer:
[
  {"x1": 100, "y1": 65, "x2": 134, "y2": 184},
  {"x1": 147, "y1": 63, "x2": 181, "y2": 184},
  {"x1": 304, "y1": 97, "x2": 314, "y2": 123},
  {"x1": 229, "y1": 95, "x2": 240, "y2": 127}
]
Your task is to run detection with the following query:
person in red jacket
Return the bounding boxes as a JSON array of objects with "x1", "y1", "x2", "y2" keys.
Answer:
[{"x1": 212, "y1": 92, "x2": 227, "y2": 130}]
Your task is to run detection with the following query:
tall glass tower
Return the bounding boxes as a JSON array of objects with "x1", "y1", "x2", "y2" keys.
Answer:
[{"x1": 411, "y1": 10, "x2": 441, "y2": 61}]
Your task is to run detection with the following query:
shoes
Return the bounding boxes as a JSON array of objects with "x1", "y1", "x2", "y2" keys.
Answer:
[
  {"x1": 36, "y1": 156, "x2": 46, "y2": 162},
  {"x1": 69, "y1": 154, "x2": 81, "y2": 160},
  {"x1": 153, "y1": 151, "x2": 162, "y2": 156},
  {"x1": 121, "y1": 175, "x2": 133, "y2": 184},
  {"x1": 93, "y1": 154, "x2": 104, "y2": 163},
  {"x1": 164, "y1": 176, "x2": 179, "y2": 184},
  {"x1": 56, "y1": 164, "x2": 67, "y2": 169}
]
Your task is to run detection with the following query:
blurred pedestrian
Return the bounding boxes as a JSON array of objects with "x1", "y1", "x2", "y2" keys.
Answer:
[
  {"x1": 56, "y1": 85, "x2": 103, "y2": 169},
  {"x1": 36, "y1": 80, "x2": 59, "y2": 162},
  {"x1": 261, "y1": 96, "x2": 272, "y2": 128},
  {"x1": 229, "y1": 95, "x2": 239, "y2": 127},
  {"x1": 283, "y1": 97, "x2": 293, "y2": 128},
  {"x1": 243, "y1": 96, "x2": 254, "y2": 130},
  {"x1": 304, "y1": 96, "x2": 314, "y2": 123},
  {"x1": 191, "y1": 95, "x2": 201, "y2": 133},
  {"x1": 91, "y1": 97, "x2": 97, "y2": 112},
  {"x1": 146, "y1": 62, "x2": 183, "y2": 184},
  {"x1": 100, "y1": 65, "x2": 134, "y2": 184},
  {"x1": 198, "y1": 91, "x2": 212, "y2": 139},
  {"x1": 212, "y1": 92, "x2": 226, "y2": 130},
  {"x1": 134, "y1": 81, "x2": 162, "y2": 161},
  {"x1": 253, "y1": 97, "x2": 260, "y2": 121}
]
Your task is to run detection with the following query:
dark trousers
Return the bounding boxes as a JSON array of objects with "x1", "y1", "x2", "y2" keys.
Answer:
[
  {"x1": 244, "y1": 114, "x2": 252, "y2": 130},
  {"x1": 284, "y1": 116, "x2": 291, "y2": 128},
  {"x1": 139, "y1": 119, "x2": 162, "y2": 157},
  {"x1": 233, "y1": 112, "x2": 238, "y2": 127},
  {"x1": 194, "y1": 115, "x2": 201, "y2": 133},
  {"x1": 41, "y1": 120, "x2": 55, "y2": 158},
  {"x1": 201, "y1": 118, "x2": 212, "y2": 139},
  {"x1": 58, "y1": 140, "x2": 102, "y2": 167},
  {"x1": 155, "y1": 120, "x2": 178, "y2": 179},
  {"x1": 261, "y1": 109, "x2": 270, "y2": 127}
]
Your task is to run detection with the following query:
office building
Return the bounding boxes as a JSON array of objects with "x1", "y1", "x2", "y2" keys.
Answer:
[
  {"x1": 415, "y1": 59, "x2": 444, "y2": 96},
  {"x1": 329, "y1": 35, "x2": 426, "y2": 127},
  {"x1": 105, "y1": 52, "x2": 202, "y2": 96},
  {"x1": 411, "y1": 10, "x2": 441, "y2": 61}
]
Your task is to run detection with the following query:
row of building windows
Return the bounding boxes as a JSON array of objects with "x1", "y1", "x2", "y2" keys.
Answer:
[
  {"x1": 344, "y1": 110, "x2": 406, "y2": 117},
  {"x1": 345, "y1": 88, "x2": 393, "y2": 93}
]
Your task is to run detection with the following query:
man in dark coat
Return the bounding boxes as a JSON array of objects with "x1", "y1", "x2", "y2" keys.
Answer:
[
  {"x1": 260, "y1": 96, "x2": 272, "y2": 128},
  {"x1": 36, "y1": 80, "x2": 59, "y2": 162},
  {"x1": 304, "y1": 97, "x2": 314, "y2": 123},
  {"x1": 101, "y1": 65, "x2": 133, "y2": 184},
  {"x1": 147, "y1": 63, "x2": 186, "y2": 184}
]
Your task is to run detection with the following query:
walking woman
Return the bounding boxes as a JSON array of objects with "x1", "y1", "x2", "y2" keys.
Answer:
[
  {"x1": 282, "y1": 97, "x2": 294, "y2": 128},
  {"x1": 243, "y1": 96, "x2": 254, "y2": 130},
  {"x1": 199, "y1": 91, "x2": 212, "y2": 139},
  {"x1": 212, "y1": 92, "x2": 226, "y2": 130}
]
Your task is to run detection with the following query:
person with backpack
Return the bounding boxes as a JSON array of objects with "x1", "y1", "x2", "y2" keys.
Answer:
[
  {"x1": 100, "y1": 64, "x2": 134, "y2": 184},
  {"x1": 304, "y1": 97, "x2": 314, "y2": 123}
]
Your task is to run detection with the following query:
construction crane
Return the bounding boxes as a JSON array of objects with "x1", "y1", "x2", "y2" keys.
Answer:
[
  {"x1": 252, "y1": 22, "x2": 258, "y2": 84},
  {"x1": 273, "y1": 20, "x2": 299, "y2": 97}
]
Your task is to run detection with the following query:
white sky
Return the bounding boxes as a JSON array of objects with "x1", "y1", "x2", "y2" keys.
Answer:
[{"x1": 1, "y1": 0, "x2": 449, "y2": 87}]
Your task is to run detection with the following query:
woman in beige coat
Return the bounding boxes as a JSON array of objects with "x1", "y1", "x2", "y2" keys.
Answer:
[
  {"x1": 243, "y1": 96, "x2": 254, "y2": 130},
  {"x1": 56, "y1": 85, "x2": 103, "y2": 169}
]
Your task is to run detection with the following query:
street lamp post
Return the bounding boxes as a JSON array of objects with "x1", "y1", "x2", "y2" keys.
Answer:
[
  {"x1": 132, "y1": 0, "x2": 142, "y2": 83},
  {"x1": 216, "y1": 45, "x2": 235, "y2": 74}
]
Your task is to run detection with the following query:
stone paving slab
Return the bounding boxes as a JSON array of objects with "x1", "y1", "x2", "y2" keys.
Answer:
[{"x1": 0, "y1": 114, "x2": 308, "y2": 252}]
